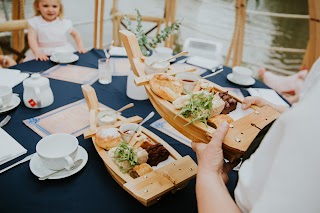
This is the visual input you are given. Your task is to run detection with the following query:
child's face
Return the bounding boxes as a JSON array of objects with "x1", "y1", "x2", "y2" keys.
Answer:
[{"x1": 36, "y1": 0, "x2": 61, "y2": 22}]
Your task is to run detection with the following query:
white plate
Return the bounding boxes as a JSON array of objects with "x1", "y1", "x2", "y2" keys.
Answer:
[
  {"x1": 50, "y1": 54, "x2": 79, "y2": 64},
  {"x1": 29, "y1": 145, "x2": 88, "y2": 179},
  {"x1": 0, "y1": 95, "x2": 21, "y2": 113},
  {"x1": 227, "y1": 73, "x2": 255, "y2": 86}
]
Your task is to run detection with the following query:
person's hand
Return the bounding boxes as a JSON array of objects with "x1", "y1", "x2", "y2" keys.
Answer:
[
  {"x1": 78, "y1": 47, "x2": 87, "y2": 54},
  {"x1": 242, "y1": 96, "x2": 288, "y2": 113},
  {"x1": 35, "y1": 52, "x2": 49, "y2": 61},
  {"x1": 192, "y1": 122, "x2": 239, "y2": 183},
  {"x1": 1, "y1": 55, "x2": 17, "y2": 67},
  {"x1": 241, "y1": 96, "x2": 271, "y2": 110}
]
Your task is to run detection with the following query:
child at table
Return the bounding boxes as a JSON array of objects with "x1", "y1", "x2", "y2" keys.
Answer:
[{"x1": 24, "y1": 0, "x2": 87, "y2": 62}]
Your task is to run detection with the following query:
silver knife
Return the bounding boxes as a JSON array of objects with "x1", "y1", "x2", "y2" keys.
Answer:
[
  {"x1": 0, "y1": 115, "x2": 11, "y2": 127},
  {"x1": 0, "y1": 153, "x2": 35, "y2": 174}
]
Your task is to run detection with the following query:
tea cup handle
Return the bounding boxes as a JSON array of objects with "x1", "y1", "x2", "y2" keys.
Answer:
[
  {"x1": 0, "y1": 97, "x2": 3, "y2": 108},
  {"x1": 34, "y1": 87, "x2": 42, "y2": 107},
  {"x1": 64, "y1": 156, "x2": 75, "y2": 170}
]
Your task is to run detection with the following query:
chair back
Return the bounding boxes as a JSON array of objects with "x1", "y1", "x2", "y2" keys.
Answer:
[{"x1": 0, "y1": 19, "x2": 29, "y2": 62}]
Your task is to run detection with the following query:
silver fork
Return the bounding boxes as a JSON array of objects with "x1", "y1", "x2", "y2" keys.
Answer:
[{"x1": 0, "y1": 115, "x2": 11, "y2": 127}]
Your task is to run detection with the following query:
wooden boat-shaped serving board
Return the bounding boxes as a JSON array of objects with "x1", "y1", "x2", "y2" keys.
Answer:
[
  {"x1": 119, "y1": 30, "x2": 281, "y2": 162},
  {"x1": 81, "y1": 85, "x2": 197, "y2": 207}
]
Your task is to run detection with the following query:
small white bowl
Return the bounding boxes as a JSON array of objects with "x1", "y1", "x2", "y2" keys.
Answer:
[
  {"x1": 176, "y1": 72, "x2": 201, "y2": 94},
  {"x1": 97, "y1": 110, "x2": 118, "y2": 126},
  {"x1": 119, "y1": 123, "x2": 140, "y2": 143},
  {"x1": 144, "y1": 56, "x2": 170, "y2": 75}
]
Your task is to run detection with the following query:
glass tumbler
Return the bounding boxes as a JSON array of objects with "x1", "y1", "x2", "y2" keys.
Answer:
[{"x1": 98, "y1": 58, "x2": 113, "y2": 84}]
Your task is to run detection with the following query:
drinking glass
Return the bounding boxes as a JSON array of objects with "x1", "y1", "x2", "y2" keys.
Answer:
[{"x1": 98, "y1": 58, "x2": 113, "y2": 84}]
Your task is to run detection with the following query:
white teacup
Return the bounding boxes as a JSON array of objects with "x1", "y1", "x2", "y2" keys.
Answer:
[
  {"x1": 119, "y1": 123, "x2": 140, "y2": 143},
  {"x1": 52, "y1": 51, "x2": 74, "y2": 63},
  {"x1": 232, "y1": 66, "x2": 253, "y2": 84},
  {"x1": 36, "y1": 133, "x2": 79, "y2": 170},
  {"x1": 0, "y1": 85, "x2": 13, "y2": 108},
  {"x1": 176, "y1": 72, "x2": 201, "y2": 94}
]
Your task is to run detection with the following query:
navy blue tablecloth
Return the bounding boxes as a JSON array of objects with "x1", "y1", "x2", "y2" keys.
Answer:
[{"x1": 0, "y1": 49, "x2": 270, "y2": 212}]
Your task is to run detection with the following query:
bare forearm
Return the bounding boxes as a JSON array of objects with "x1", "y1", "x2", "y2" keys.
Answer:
[
  {"x1": 71, "y1": 30, "x2": 84, "y2": 49},
  {"x1": 28, "y1": 29, "x2": 41, "y2": 55},
  {"x1": 196, "y1": 171, "x2": 242, "y2": 213}
]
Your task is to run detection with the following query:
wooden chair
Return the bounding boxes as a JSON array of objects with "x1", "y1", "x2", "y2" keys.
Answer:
[
  {"x1": 0, "y1": 19, "x2": 29, "y2": 63},
  {"x1": 93, "y1": 0, "x2": 177, "y2": 49},
  {"x1": 111, "y1": 0, "x2": 177, "y2": 47}
]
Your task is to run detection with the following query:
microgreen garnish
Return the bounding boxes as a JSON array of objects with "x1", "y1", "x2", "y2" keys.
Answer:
[{"x1": 176, "y1": 91, "x2": 214, "y2": 126}]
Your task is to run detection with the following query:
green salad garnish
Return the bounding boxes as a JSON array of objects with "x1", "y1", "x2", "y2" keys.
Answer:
[
  {"x1": 114, "y1": 142, "x2": 139, "y2": 173},
  {"x1": 176, "y1": 91, "x2": 213, "y2": 126}
]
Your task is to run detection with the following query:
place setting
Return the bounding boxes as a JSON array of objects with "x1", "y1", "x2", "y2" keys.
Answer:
[
  {"x1": 227, "y1": 66, "x2": 256, "y2": 86},
  {"x1": 0, "y1": 85, "x2": 21, "y2": 113},
  {"x1": 29, "y1": 133, "x2": 88, "y2": 180},
  {"x1": 50, "y1": 50, "x2": 79, "y2": 64}
]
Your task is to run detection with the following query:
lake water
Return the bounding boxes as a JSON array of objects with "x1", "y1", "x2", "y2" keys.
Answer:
[{"x1": 0, "y1": 0, "x2": 309, "y2": 74}]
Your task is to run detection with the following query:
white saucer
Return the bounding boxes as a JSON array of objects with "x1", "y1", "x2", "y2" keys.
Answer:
[
  {"x1": 29, "y1": 145, "x2": 88, "y2": 179},
  {"x1": 50, "y1": 54, "x2": 79, "y2": 64},
  {"x1": 227, "y1": 73, "x2": 255, "y2": 86},
  {"x1": 0, "y1": 95, "x2": 21, "y2": 113}
]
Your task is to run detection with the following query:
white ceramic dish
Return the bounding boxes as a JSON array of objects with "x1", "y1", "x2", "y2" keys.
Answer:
[
  {"x1": 227, "y1": 73, "x2": 255, "y2": 86},
  {"x1": 29, "y1": 145, "x2": 88, "y2": 179},
  {"x1": 50, "y1": 54, "x2": 79, "y2": 64},
  {"x1": 144, "y1": 56, "x2": 170, "y2": 75},
  {"x1": 0, "y1": 95, "x2": 21, "y2": 113}
]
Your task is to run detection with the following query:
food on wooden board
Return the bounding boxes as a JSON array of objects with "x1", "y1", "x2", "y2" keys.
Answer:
[
  {"x1": 128, "y1": 163, "x2": 153, "y2": 179},
  {"x1": 95, "y1": 127, "x2": 122, "y2": 150},
  {"x1": 149, "y1": 73, "x2": 183, "y2": 102},
  {"x1": 207, "y1": 114, "x2": 234, "y2": 128}
]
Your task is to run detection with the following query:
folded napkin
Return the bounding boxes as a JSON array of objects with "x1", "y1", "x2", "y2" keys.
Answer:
[
  {"x1": 247, "y1": 88, "x2": 289, "y2": 107},
  {"x1": 186, "y1": 56, "x2": 220, "y2": 70},
  {"x1": 23, "y1": 99, "x2": 107, "y2": 138},
  {"x1": 0, "y1": 68, "x2": 29, "y2": 88},
  {"x1": 42, "y1": 65, "x2": 98, "y2": 85},
  {"x1": 109, "y1": 47, "x2": 127, "y2": 56},
  {"x1": 0, "y1": 128, "x2": 27, "y2": 166}
]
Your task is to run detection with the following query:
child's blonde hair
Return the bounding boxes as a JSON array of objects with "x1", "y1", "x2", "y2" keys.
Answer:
[{"x1": 33, "y1": 0, "x2": 64, "y2": 18}]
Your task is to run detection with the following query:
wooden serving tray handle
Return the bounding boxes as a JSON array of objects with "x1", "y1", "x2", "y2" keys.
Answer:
[
  {"x1": 123, "y1": 156, "x2": 197, "y2": 206},
  {"x1": 222, "y1": 105, "x2": 280, "y2": 162},
  {"x1": 83, "y1": 116, "x2": 143, "y2": 139},
  {"x1": 134, "y1": 65, "x2": 197, "y2": 86}
]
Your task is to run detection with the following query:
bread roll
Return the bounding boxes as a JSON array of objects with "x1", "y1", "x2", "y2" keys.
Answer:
[
  {"x1": 150, "y1": 73, "x2": 183, "y2": 102},
  {"x1": 129, "y1": 163, "x2": 153, "y2": 179},
  {"x1": 95, "y1": 127, "x2": 122, "y2": 150},
  {"x1": 207, "y1": 114, "x2": 234, "y2": 128}
]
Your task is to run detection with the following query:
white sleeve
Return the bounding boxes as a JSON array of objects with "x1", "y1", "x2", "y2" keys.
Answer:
[
  {"x1": 62, "y1": 19, "x2": 73, "y2": 34},
  {"x1": 27, "y1": 16, "x2": 38, "y2": 30},
  {"x1": 235, "y1": 70, "x2": 320, "y2": 213}
]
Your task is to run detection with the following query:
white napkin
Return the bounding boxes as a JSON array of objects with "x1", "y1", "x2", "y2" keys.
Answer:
[
  {"x1": 247, "y1": 88, "x2": 289, "y2": 107},
  {"x1": 0, "y1": 68, "x2": 29, "y2": 88},
  {"x1": 186, "y1": 56, "x2": 220, "y2": 70},
  {"x1": 109, "y1": 47, "x2": 127, "y2": 56},
  {"x1": 0, "y1": 128, "x2": 27, "y2": 165}
]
